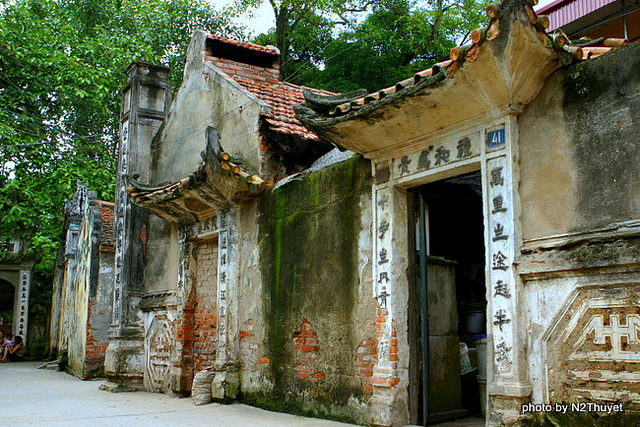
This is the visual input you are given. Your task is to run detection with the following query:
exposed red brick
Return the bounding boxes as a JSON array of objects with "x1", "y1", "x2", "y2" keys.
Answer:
[{"x1": 314, "y1": 372, "x2": 325, "y2": 379}]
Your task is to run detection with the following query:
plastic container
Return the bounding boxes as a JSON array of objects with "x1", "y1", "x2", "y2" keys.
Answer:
[
  {"x1": 466, "y1": 309, "x2": 485, "y2": 334},
  {"x1": 460, "y1": 342, "x2": 473, "y2": 375},
  {"x1": 474, "y1": 334, "x2": 488, "y2": 378}
]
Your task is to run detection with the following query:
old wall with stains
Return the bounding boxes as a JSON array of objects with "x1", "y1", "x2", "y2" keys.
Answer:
[
  {"x1": 138, "y1": 33, "x2": 267, "y2": 394},
  {"x1": 66, "y1": 213, "x2": 92, "y2": 377},
  {"x1": 150, "y1": 31, "x2": 265, "y2": 185},
  {"x1": 252, "y1": 155, "x2": 375, "y2": 423},
  {"x1": 53, "y1": 195, "x2": 114, "y2": 378},
  {"x1": 518, "y1": 41, "x2": 640, "y2": 419}
]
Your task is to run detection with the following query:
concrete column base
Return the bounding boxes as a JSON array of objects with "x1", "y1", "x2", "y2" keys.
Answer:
[
  {"x1": 104, "y1": 338, "x2": 144, "y2": 390},
  {"x1": 488, "y1": 393, "x2": 532, "y2": 426},
  {"x1": 368, "y1": 385, "x2": 408, "y2": 427}
]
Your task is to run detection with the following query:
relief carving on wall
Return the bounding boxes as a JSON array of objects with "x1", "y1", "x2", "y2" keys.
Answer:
[
  {"x1": 146, "y1": 314, "x2": 175, "y2": 391},
  {"x1": 544, "y1": 284, "x2": 640, "y2": 409}
]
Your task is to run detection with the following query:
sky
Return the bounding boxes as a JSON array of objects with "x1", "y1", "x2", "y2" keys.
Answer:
[
  {"x1": 218, "y1": 0, "x2": 558, "y2": 37},
  {"x1": 216, "y1": 0, "x2": 275, "y2": 36}
]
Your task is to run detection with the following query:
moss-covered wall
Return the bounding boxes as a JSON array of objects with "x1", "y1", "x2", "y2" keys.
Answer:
[{"x1": 255, "y1": 155, "x2": 374, "y2": 423}]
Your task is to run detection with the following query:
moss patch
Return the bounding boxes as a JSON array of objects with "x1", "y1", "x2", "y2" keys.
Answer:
[{"x1": 257, "y1": 155, "x2": 372, "y2": 423}]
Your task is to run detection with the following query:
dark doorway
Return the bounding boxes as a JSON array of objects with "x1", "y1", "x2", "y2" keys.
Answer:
[
  {"x1": 0, "y1": 279, "x2": 15, "y2": 336},
  {"x1": 409, "y1": 171, "x2": 486, "y2": 425}
]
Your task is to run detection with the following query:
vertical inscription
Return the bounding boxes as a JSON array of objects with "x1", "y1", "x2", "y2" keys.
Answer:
[
  {"x1": 374, "y1": 188, "x2": 393, "y2": 372},
  {"x1": 216, "y1": 211, "x2": 231, "y2": 364},
  {"x1": 17, "y1": 270, "x2": 30, "y2": 341},
  {"x1": 486, "y1": 155, "x2": 514, "y2": 373},
  {"x1": 112, "y1": 119, "x2": 129, "y2": 326}
]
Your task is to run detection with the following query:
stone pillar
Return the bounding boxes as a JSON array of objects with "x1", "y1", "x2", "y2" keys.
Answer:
[
  {"x1": 211, "y1": 207, "x2": 241, "y2": 402},
  {"x1": 105, "y1": 62, "x2": 171, "y2": 389},
  {"x1": 483, "y1": 116, "x2": 532, "y2": 424},
  {"x1": 368, "y1": 179, "x2": 410, "y2": 426},
  {"x1": 14, "y1": 270, "x2": 31, "y2": 343}
]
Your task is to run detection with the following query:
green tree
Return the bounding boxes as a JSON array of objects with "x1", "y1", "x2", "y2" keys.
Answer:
[
  {"x1": 248, "y1": 0, "x2": 490, "y2": 92},
  {"x1": 235, "y1": 0, "x2": 370, "y2": 80},
  {"x1": 0, "y1": 0, "x2": 242, "y2": 282}
]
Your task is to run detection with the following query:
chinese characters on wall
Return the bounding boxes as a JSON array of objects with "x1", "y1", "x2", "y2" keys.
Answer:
[
  {"x1": 486, "y1": 148, "x2": 514, "y2": 373},
  {"x1": 392, "y1": 135, "x2": 479, "y2": 181},
  {"x1": 17, "y1": 270, "x2": 30, "y2": 342},
  {"x1": 374, "y1": 188, "x2": 393, "y2": 369},
  {"x1": 217, "y1": 211, "x2": 231, "y2": 364},
  {"x1": 112, "y1": 119, "x2": 130, "y2": 326}
]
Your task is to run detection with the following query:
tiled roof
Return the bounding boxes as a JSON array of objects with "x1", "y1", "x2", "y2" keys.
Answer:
[
  {"x1": 296, "y1": 3, "x2": 626, "y2": 119},
  {"x1": 205, "y1": 35, "x2": 335, "y2": 141},
  {"x1": 96, "y1": 201, "x2": 115, "y2": 250},
  {"x1": 126, "y1": 128, "x2": 270, "y2": 223}
]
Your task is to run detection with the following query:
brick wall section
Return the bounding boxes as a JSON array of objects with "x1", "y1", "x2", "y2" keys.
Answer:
[
  {"x1": 206, "y1": 55, "x2": 280, "y2": 86},
  {"x1": 173, "y1": 292, "x2": 195, "y2": 392},
  {"x1": 84, "y1": 298, "x2": 108, "y2": 376},
  {"x1": 371, "y1": 306, "x2": 400, "y2": 388},
  {"x1": 240, "y1": 318, "x2": 258, "y2": 363},
  {"x1": 293, "y1": 318, "x2": 324, "y2": 380},
  {"x1": 193, "y1": 240, "x2": 218, "y2": 372},
  {"x1": 356, "y1": 338, "x2": 377, "y2": 392}
]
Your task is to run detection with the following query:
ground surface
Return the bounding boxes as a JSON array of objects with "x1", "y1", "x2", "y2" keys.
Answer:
[{"x1": 0, "y1": 361, "x2": 354, "y2": 426}]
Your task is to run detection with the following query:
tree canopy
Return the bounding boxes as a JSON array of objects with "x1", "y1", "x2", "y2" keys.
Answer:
[
  {"x1": 243, "y1": 0, "x2": 490, "y2": 92},
  {"x1": 0, "y1": 0, "x2": 242, "y2": 279}
]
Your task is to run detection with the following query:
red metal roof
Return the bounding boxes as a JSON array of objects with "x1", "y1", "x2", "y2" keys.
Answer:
[{"x1": 537, "y1": 0, "x2": 617, "y2": 31}]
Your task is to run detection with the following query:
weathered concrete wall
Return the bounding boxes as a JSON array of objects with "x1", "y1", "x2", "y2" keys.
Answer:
[
  {"x1": 236, "y1": 199, "x2": 267, "y2": 394},
  {"x1": 151, "y1": 31, "x2": 265, "y2": 184},
  {"x1": 518, "y1": 41, "x2": 640, "y2": 422},
  {"x1": 66, "y1": 206, "x2": 93, "y2": 377},
  {"x1": 50, "y1": 195, "x2": 113, "y2": 378},
  {"x1": 519, "y1": 41, "x2": 640, "y2": 240},
  {"x1": 144, "y1": 217, "x2": 179, "y2": 293},
  {"x1": 253, "y1": 155, "x2": 374, "y2": 423}
]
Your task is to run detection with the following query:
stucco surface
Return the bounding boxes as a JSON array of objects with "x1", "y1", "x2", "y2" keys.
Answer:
[
  {"x1": 519, "y1": 41, "x2": 640, "y2": 240},
  {"x1": 151, "y1": 31, "x2": 265, "y2": 184},
  {"x1": 255, "y1": 155, "x2": 374, "y2": 423}
]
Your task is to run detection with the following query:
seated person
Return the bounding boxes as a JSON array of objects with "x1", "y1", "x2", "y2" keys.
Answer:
[
  {"x1": 1, "y1": 335, "x2": 23, "y2": 363},
  {"x1": 2, "y1": 333, "x2": 13, "y2": 352}
]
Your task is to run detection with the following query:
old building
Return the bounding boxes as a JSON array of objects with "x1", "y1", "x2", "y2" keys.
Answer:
[
  {"x1": 0, "y1": 237, "x2": 33, "y2": 344},
  {"x1": 49, "y1": 183, "x2": 115, "y2": 378},
  {"x1": 92, "y1": 0, "x2": 639, "y2": 425}
]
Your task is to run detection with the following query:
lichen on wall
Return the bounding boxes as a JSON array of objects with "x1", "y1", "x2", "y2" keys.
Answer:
[{"x1": 255, "y1": 155, "x2": 374, "y2": 423}]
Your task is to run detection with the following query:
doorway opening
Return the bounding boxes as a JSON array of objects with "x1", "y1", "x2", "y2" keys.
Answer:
[
  {"x1": 0, "y1": 279, "x2": 14, "y2": 337},
  {"x1": 409, "y1": 170, "x2": 486, "y2": 425}
]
